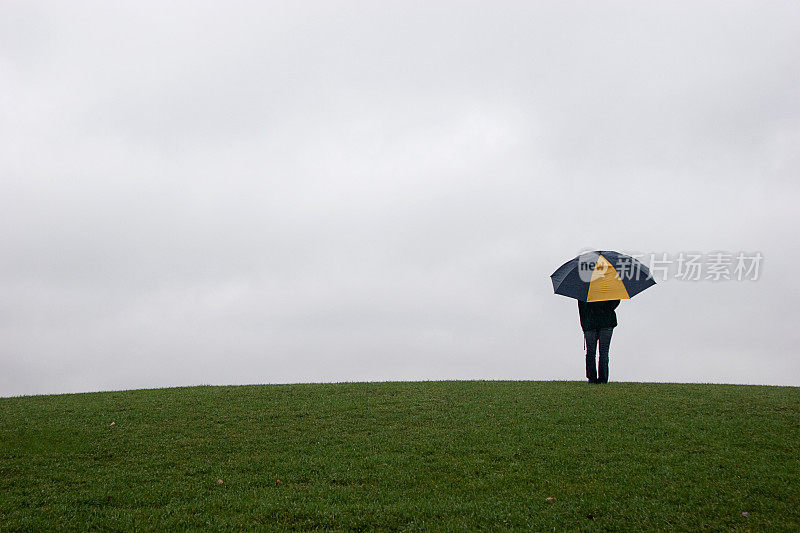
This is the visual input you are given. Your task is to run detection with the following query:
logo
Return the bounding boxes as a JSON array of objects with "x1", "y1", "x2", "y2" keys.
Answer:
[{"x1": 578, "y1": 253, "x2": 598, "y2": 282}]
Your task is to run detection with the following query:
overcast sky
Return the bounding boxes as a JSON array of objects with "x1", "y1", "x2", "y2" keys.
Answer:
[{"x1": 2, "y1": 1, "x2": 799, "y2": 397}]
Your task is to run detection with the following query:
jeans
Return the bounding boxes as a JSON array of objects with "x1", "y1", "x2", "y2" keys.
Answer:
[{"x1": 584, "y1": 327, "x2": 614, "y2": 383}]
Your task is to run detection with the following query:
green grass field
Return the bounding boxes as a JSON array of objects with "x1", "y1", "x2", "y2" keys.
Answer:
[{"x1": 1, "y1": 381, "x2": 798, "y2": 531}]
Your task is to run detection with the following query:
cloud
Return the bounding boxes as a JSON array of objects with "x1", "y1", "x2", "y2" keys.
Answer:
[{"x1": 2, "y1": 1, "x2": 799, "y2": 395}]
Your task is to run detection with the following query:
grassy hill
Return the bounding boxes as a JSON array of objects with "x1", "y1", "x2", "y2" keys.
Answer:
[{"x1": 1, "y1": 381, "x2": 798, "y2": 531}]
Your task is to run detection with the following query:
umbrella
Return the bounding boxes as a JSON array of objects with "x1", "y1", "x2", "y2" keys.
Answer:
[{"x1": 551, "y1": 250, "x2": 655, "y2": 302}]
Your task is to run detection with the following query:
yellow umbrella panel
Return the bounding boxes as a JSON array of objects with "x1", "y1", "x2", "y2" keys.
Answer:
[{"x1": 586, "y1": 255, "x2": 630, "y2": 302}]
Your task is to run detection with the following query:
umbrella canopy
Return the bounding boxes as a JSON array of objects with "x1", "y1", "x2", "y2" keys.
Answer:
[{"x1": 551, "y1": 250, "x2": 656, "y2": 302}]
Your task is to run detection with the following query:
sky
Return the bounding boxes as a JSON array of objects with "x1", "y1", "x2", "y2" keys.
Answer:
[{"x1": 2, "y1": 1, "x2": 799, "y2": 397}]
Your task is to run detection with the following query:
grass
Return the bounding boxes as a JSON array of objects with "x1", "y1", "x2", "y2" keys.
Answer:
[{"x1": 1, "y1": 381, "x2": 799, "y2": 531}]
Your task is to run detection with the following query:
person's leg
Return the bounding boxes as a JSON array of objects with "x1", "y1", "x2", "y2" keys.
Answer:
[
  {"x1": 598, "y1": 327, "x2": 614, "y2": 383},
  {"x1": 584, "y1": 329, "x2": 598, "y2": 383}
]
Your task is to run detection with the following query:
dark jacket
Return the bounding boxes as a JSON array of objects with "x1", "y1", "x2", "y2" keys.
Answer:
[{"x1": 577, "y1": 300, "x2": 619, "y2": 332}]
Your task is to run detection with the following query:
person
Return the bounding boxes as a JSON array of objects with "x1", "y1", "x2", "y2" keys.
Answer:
[{"x1": 577, "y1": 299, "x2": 620, "y2": 384}]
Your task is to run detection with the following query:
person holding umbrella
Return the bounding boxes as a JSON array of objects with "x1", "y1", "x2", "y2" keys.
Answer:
[
  {"x1": 578, "y1": 299, "x2": 619, "y2": 384},
  {"x1": 551, "y1": 251, "x2": 656, "y2": 384}
]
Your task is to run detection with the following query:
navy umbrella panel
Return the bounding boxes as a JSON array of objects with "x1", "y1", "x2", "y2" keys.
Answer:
[{"x1": 551, "y1": 250, "x2": 656, "y2": 302}]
